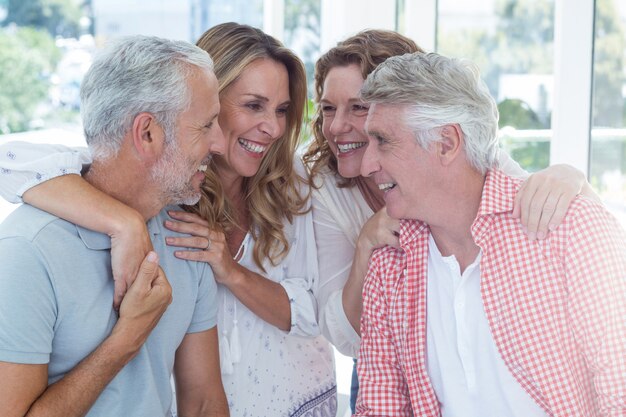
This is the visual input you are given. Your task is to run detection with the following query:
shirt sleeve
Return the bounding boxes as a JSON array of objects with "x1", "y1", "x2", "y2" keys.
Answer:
[
  {"x1": 355, "y1": 252, "x2": 413, "y2": 416},
  {"x1": 312, "y1": 190, "x2": 361, "y2": 358},
  {"x1": 0, "y1": 141, "x2": 91, "y2": 203},
  {"x1": 187, "y1": 262, "x2": 219, "y2": 333},
  {"x1": 564, "y1": 200, "x2": 626, "y2": 415},
  {"x1": 278, "y1": 206, "x2": 323, "y2": 337},
  {"x1": 498, "y1": 149, "x2": 528, "y2": 179},
  {"x1": 0, "y1": 236, "x2": 56, "y2": 364}
]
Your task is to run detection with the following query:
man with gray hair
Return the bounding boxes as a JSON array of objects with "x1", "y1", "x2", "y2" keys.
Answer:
[
  {"x1": 354, "y1": 52, "x2": 626, "y2": 416},
  {"x1": 0, "y1": 35, "x2": 228, "y2": 416}
]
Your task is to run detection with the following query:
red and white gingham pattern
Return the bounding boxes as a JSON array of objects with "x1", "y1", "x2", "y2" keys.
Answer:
[{"x1": 354, "y1": 169, "x2": 626, "y2": 417}]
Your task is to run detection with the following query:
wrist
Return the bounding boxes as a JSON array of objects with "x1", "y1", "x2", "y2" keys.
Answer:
[
  {"x1": 108, "y1": 318, "x2": 149, "y2": 361},
  {"x1": 109, "y1": 207, "x2": 146, "y2": 238},
  {"x1": 219, "y1": 263, "x2": 246, "y2": 288}
]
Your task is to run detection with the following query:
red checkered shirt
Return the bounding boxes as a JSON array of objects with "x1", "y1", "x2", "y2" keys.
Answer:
[{"x1": 355, "y1": 168, "x2": 626, "y2": 417}]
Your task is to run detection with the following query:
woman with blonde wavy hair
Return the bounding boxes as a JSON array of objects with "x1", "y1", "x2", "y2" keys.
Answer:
[{"x1": 0, "y1": 23, "x2": 336, "y2": 417}]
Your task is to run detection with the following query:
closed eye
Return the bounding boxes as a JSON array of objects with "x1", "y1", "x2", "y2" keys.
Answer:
[{"x1": 246, "y1": 102, "x2": 263, "y2": 111}]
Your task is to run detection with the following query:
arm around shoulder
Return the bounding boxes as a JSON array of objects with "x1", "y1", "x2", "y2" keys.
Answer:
[{"x1": 0, "y1": 141, "x2": 90, "y2": 204}]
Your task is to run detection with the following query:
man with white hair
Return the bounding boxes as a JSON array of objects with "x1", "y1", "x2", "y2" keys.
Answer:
[
  {"x1": 354, "y1": 52, "x2": 626, "y2": 416},
  {"x1": 0, "y1": 35, "x2": 228, "y2": 416}
]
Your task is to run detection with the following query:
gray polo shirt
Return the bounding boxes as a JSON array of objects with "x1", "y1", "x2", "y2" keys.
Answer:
[{"x1": 0, "y1": 204, "x2": 217, "y2": 417}]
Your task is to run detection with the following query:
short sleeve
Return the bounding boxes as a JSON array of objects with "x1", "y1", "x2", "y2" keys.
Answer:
[
  {"x1": 0, "y1": 141, "x2": 91, "y2": 203},
  {"x1": 187, "y1": 262, "x2": 218, "y2": 333},
  {"x1": 0, "y1": 236, "x2": 57, "y2": 364}
]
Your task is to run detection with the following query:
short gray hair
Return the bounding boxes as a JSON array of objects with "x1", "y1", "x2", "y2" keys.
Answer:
[
  {"x1": 361, "y1": 52, "x2": 499, "y2": 174},
  {"x1": 80, "y1": 35, "x2": 214, "y2": 160}
]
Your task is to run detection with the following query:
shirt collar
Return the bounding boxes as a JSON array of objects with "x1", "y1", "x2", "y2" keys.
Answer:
[
  {"x1": 76, "y1": 215, "x2": 160, "y2": 250},
  {"x1": 476, "y1": 168, "x2": 523, "y2": 217},
  {"x1": 398, "y1": 218, "x2": 430, "y2": 247},
  {"x1": 396, "y1": 169, "x2": 523, "y2": 247}
]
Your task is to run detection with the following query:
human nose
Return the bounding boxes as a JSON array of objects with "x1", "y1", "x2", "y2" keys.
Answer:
[
  {"x1": 211, "y1": 123, "x2": 226, "y2": 156},
  {"x1": 259, "y1": 112, "x2": 282, "y2": 139},
  {"x1": 329, "y1": 110, "x2": 350, "y2": 136},
  {"x1": 360, "y1": 139, "x2": 379, "y2": 177}
]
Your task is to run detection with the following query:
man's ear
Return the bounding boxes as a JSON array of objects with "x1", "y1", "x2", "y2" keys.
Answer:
[
  {"x1": 437, "y1": 124, "x2": 463, "y2": 166},
  {"x1": 131, "y1": 112, "x2": 166, "y2": 162}
]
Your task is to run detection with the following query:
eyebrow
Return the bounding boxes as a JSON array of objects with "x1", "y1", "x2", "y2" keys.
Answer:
[
  {"x1": 320, "y1": 97, "x2": 364, "y2": 105},
  {"x1": 243, "y1": 93, "x2": 290, "y2": 106},
  {"x1": 366, "y1": 130, "x2": 384, "y2": 140}
]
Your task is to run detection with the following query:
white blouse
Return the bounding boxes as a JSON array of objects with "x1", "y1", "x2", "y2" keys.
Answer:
[{"x1": 0, "y1": 141, "x2": 337, "y2": 417}]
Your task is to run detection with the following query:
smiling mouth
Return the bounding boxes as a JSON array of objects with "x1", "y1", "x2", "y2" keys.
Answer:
[
  {"x1": 378, "y1": 182, "x2": 396, "y2": 192},
  {"x1": 337, "y1": 142, "x2": 367, "y2": 153},
  {"x1": 238, "y1": 138, "x2": 267, "y2": 154},
  {"x1": 198, "y1": 157, "x2": 211, "y2": 173}
]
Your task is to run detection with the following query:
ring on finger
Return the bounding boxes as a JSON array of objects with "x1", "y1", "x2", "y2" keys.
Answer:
[{"x1": 204, "y1": 238, "x2": 211, "y2": 251}]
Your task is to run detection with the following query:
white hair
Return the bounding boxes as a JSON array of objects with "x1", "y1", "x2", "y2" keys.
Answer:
[
  {"x1": 361, "y1": 52, "x2": 499, "y2": 174},
  {"x1": 80, "y1": 35, "x2": 214, "y2": 160}
]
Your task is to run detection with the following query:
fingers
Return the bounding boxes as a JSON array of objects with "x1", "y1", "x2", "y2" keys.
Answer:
[
  {"x1": 546, "y1": 193, "x2": 573, "y2": 232},
  {"x1": 132, "y1": 251, "x2": 161, "y2": 290},
  {"x1": 113, "y1": 279, "x2": 128, "y2": 311},
  {"x1": 516, "y1": 165, "x2": 587, "y2": 240},
  {"x1": 167, "y1": 210, "x2": 210, "y2": 226},
  {"x1": 166, "y1": 235, "x2": 211, "y2": 250},
  {"x1": 164, "y1": 218, "x2": 211, "y2": 238},
  {"x1": 523, "y1": 184, "x2": 551, "y2": 239}
]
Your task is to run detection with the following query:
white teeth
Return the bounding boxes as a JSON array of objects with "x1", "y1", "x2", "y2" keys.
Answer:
[
  {"x1": 238, "y1": 138, "x2": 267, "y2": 154},
  {"x1": 378, "y1": 182, "x2": 395, "y2": 191},
  {"x1": 337, "y1": 142, "x2": 366, "y2": 153},
  {"x1": 198, "y1": 164, "x2": 207, "y2": 172}
]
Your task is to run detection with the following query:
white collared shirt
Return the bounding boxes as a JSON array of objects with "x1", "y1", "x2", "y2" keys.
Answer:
[{"x1": 425, "y1": 234, "x2": 547, "y2": 417}]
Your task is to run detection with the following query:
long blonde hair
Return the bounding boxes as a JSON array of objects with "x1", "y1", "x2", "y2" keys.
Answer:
[
  {"x1": 187, "y1": 22, "x2": 309, "y2": 270},
  {"x1": 302, "y1": 29, "x2": 423, "y2": 187}
]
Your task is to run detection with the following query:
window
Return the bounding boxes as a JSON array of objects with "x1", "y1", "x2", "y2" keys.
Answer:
[
  {"x1": 591, "y1": 0, "x2": 626, "y2": 226},
  {"x1": 437, "y1": 0, "x2": 555, "y2": 172}
]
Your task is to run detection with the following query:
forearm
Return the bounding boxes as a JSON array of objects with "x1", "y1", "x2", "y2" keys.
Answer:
[
  {"x1": 25, "y1": 330, "x2": 140, "y2": 417},
  {"x1": 224, "y1": 265, "x2": 292, "y2": 331},
  {"x1": 23, "y1": 175, "x2": 146, "y2": 237},
  {"x1": 177, "y1": 401, "x2": 230, "y2": 417},
  {"x1": 174, "y1": 329, "x2": 228, "y2": 417},
  {"x1": 341, "y1": 242, "x2": 370, "y2": 335}
]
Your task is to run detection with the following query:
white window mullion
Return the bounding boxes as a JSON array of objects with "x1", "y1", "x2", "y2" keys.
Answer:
[
  {"x1": 551, "y1": 0, "x2": 594, "y2": 174},
  {"x1": 403, "y1": 0, "x2": 437, "y2": 52}
]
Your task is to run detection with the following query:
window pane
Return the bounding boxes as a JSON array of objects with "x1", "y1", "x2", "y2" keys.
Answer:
[
  {"x1": 591, "y1": 0, "x2": 626, "y2": 227},
  {"x1": 437, "y1": 0, "x2": 555, "y2": 172}
]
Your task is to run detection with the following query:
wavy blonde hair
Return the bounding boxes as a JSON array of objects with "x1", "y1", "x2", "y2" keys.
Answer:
[
  {"x1": 186, "y1": 22, "x2": 309, "y2": 271},
  {"x1": 302, "y1": 29, "x2": 423, "y2": 187}
]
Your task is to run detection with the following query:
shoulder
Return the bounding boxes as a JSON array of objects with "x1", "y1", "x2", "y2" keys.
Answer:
[
  {"x1": 0, "y1": 205, "x2": 75, "y2": 243},
  {"x1": 150, "y1": 206, "x2": 216, "y2": 282},
  {"x1": 561, "y1": 196, "x2": 626, "y2": 243}
]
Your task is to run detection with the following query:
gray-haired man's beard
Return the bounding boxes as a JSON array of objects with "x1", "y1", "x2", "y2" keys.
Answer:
[{"x1": 150, "y1": 138, "x2": 202, "y2": 206}]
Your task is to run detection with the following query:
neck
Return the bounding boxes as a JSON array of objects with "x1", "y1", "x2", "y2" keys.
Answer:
[
  {"x1": 427, "y1": 167, "x2": 486, "y2": 272},
  {"x1": 85, "y1": 158, "x2": 162, "y2": 222},
  {"x1": 356, "y1": 176, "x2": 385, "y2": 212}
]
